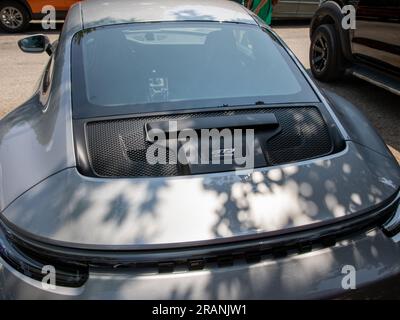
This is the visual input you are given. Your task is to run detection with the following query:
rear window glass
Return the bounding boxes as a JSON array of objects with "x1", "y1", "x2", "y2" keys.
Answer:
[{"x1": 72, "y1": 22, "x2": 317, "y2": 117}]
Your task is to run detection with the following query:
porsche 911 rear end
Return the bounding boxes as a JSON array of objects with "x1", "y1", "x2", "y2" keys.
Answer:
[{"x1": 0, "y1": 0, "x2": 399, "y2": 299}]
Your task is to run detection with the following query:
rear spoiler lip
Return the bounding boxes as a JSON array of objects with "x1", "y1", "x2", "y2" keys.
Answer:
[
  {"x1": 145, "y1": 113, "x2": 279, "y2": 141},
  {"x1": 1, "y1": 189, "x2": 399, "y2": 267}
]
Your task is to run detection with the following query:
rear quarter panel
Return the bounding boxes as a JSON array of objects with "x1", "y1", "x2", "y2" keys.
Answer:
[{"x1": 0, "y1": 4, "x2": 83, "y2": 211}]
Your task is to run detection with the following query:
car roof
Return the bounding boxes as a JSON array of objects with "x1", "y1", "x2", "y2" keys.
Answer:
[{"x1": 80, "y1": 0, "x2": 258, "y2": 29}]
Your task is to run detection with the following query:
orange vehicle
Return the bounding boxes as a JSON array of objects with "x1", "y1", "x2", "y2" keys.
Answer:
[{"x1": 0, "y1": 0, "x2": 78, "y2": 32}]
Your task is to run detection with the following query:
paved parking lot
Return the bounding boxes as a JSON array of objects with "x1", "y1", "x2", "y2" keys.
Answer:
[
  {"x1": 0, "y1": 22, "x2": 399, "y2": 161},
  {"x1": 0, "y1": 24, "x2": 59, "y2": 117}
]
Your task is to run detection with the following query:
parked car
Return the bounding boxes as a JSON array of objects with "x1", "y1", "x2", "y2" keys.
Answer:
[
  {"x1": 0, "y1": 0, "x2": 399, "y2": 299},
  {"x1": 273, "y1": 0, "x2": 320, "y2": 19},
  {"x1": 0, "y1": 0, "x2": 78, "y2": 32},
  {"x1": 0, "y1": 0, "x2": 323, "y2": 33},
  {"x1": 310, "y1": 0, "x2": 400, "y2": 95},
  {"x1": 237, "y1": 0, "x2": 320, "y2": 19}
]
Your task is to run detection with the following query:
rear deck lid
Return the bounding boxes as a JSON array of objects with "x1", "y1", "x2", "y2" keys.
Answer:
[{"x1": 1, "y1": 141, "x2": 399, "y2": 248}]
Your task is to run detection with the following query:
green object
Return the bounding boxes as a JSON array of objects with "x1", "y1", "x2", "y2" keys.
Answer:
[{"x1": 251, "y1": 0, "x2": 273, "y2": 25}]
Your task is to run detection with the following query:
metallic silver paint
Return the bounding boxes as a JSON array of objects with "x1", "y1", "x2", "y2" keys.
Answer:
[
  {"x1": 383, "y1": 205, "x2": 400, "y2": 235},
  {"x1": 0, "y1": 3, "x2": 82, "y2": 212},
  {"x1": 0, "y1": 0, "x2": 398, "y2": 243},
  {"x1": 2, "y1": 142, "x2": 399, "y2": 247},
  {"x1": 1, "y1": 0, "x2": 399, "y2": 246},
  {"x1": 1, "y1": 228, "x2": 400, "y2": 299},
  {"x1": 0, "y1": 0, "x2": 400, "y2": 299},
  {"x1": 0, "y1": 62, "x2": 75, "y2": 211}
]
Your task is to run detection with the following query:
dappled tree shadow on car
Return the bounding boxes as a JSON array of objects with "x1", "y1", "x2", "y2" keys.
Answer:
[{"x1": 1, "y1": 144, "x2": 399, "y2": 298}]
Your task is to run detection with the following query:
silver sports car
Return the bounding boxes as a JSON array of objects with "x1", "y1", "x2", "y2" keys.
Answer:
[{"x1": 0, "y1": 0, "x2": 399, "y2": 299}]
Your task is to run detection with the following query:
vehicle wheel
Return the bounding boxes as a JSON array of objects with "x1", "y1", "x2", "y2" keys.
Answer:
[
  {"x1": 0, "y1": 1, "x2": 30, "y2": 33},
  {"x1": 310, "y1": 24, "x2": 345, "y2": 82}
]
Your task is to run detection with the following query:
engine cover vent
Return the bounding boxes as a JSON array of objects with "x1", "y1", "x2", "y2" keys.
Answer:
[{"x1": 85, "y1": 107, "x2": 333, "y2": 177}]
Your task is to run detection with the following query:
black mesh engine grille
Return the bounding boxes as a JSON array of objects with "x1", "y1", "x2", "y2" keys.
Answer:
[{"x1": 85, "y1": 107, "x2": 333, "y2": 177}]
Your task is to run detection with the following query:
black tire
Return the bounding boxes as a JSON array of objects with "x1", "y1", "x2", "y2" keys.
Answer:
[
  {"x1": 310, "y1": 24, "x2": 345, "y2": 82},
  {"x1": 0, "y1": 1, "x2": 30, "y2": 33}
]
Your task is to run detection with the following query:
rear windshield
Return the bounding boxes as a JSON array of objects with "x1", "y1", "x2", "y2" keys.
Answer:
[{"x1": 72, "y1": 22, "x2": 317, "y2": 117}]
